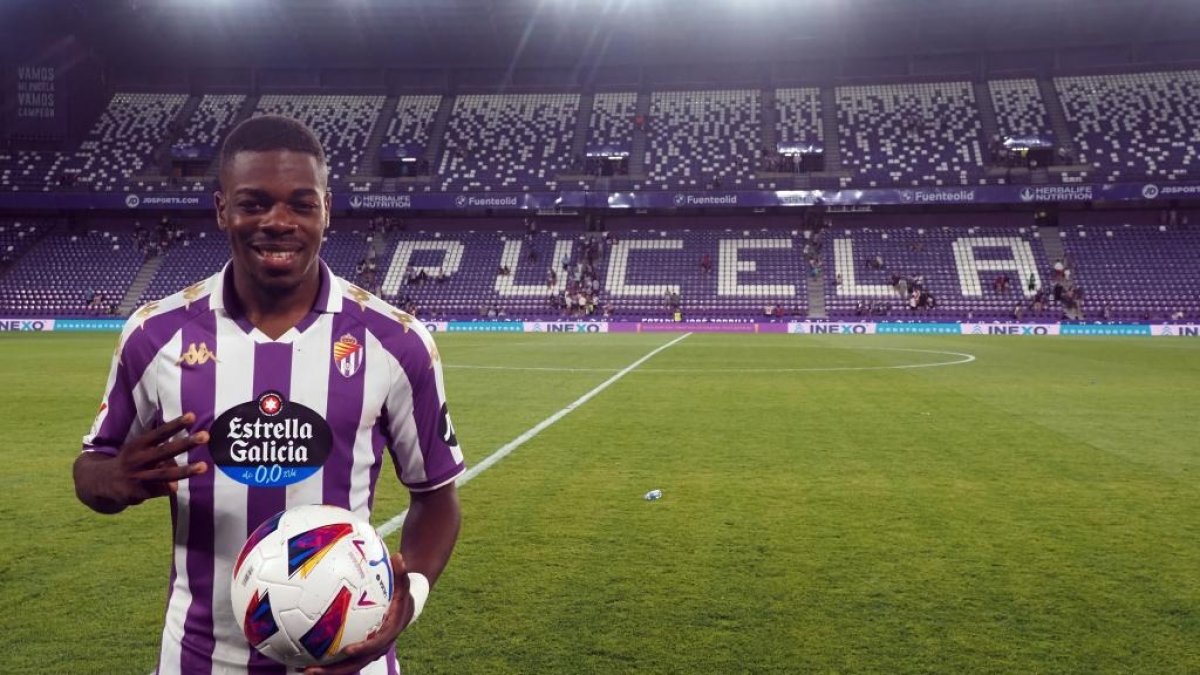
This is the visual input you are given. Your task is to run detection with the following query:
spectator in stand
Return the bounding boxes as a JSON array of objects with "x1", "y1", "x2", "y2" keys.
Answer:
[{"x1": 699, "y1": 253, "x2": 712, "y2": 273}]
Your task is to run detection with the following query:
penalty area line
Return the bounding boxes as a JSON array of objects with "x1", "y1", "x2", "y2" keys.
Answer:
[{"x1": 376, "y1": 332, "x2": 692, "y2": 537}]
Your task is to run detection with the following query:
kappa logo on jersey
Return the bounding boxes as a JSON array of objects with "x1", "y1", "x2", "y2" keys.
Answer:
[
  {"x1": 332, "y1": 334, "x2": 364, "y2": 378},
  {"x1": 176, "y1": 342, "x2": 218, "y2": 367},
  {"x1": 208, "y1": 390, "x2": 333, "y2": 487}
]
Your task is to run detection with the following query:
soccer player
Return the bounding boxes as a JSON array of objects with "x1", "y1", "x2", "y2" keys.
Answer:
[{"x1": 72, "y1": 115, "x2": 465, "y2": 675}]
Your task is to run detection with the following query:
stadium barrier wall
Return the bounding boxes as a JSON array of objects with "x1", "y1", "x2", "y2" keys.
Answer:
[
  {"x1": 1, "y1": 180, "x2": 1198, "y2": 213},
  {"x1": 4, "y1": 318, "x2": 1199, "y2": 337}
]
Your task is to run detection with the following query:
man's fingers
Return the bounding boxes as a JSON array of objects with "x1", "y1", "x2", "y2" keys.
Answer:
[
  {"x1": 140, "y1": 412, "x2": 197, "y2": 446},
  {"x1": 148, "y1": 430, "x2": 210, "y2": 464},
  {"x1": 132, "y1": 461, "x2": 207, "y2": 484},
  {"x1": 305, "y1": 636, "x2": 393, "y2": 675}
]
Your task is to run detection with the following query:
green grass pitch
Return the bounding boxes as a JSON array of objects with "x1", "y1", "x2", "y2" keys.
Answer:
[{"x1": 0, "y1": 332, "x2": 1197, "y2": 674}]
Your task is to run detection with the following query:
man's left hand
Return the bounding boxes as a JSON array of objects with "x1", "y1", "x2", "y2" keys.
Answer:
[{"x1": 304, "y1": 552, "x2": 413, "y2": 675}]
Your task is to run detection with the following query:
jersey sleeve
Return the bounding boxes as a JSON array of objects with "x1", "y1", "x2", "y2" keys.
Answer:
[
  {"x1": 381, "y1": 323, "x2": 466, "y2": 492},
  {"x1": 81, "y1": 316, "x2": 157, "y2": 456}
]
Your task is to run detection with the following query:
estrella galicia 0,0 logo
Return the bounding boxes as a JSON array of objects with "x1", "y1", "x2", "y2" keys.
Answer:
[{"x1": 208, "y1": 391, "x2": 333, "y2": 487}]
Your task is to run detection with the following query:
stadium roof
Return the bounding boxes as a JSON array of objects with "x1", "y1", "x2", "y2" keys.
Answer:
[{"x1": 7, "y1": 0, "x2": 1200, "y2": 74}]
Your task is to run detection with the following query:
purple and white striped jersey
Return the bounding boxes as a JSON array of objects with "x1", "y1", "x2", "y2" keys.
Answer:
[{"x1": 81, "y1": 260, "x2": 465, "y2": 675}]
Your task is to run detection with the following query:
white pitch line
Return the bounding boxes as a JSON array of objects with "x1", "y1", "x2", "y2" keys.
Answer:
[
  {"x1": 376, "y1": 332, "x2": 692, "y2": 537},
  {"x1": 442, "y1": 347, "x2": 976, "y2": 374}
]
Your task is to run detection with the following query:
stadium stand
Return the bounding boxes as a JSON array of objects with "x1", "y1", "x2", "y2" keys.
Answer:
[
  {"x1": 437, "y1": 94, "x2": 580, "y2": 192},
  {"x1": 603, "y1": 229, "x2": 805, "y2": 319},
  {"x1": 2, "y1": 69, "x2": 1199, "y2": 323},
  {"x1": 988, "y1": 79, "x2": 1052, "y2": 139},
  {"x1": 135, "y1": 224, "x2": 375, "y2": 306},
  {"x1": 0, "y1": 224, "x2": 143, "y2": 315},
  {"x1": 643, "y1": 90, "x2": 761, "y2": 191},
  {"x1": 1059, "y1": 216, "x2": 1200, "y2": 321},
  {"x1": 381, "y1": 95, "x2": 442, "y2": 162},
  {"x1": 0, "y1": 218, "x2": 51, "y2": 266},
  {"x1": 254, "y1": 95, "x2": 386, "y2": 186},
  {"x1": 837, "y1": 82, "x2": 986, "y2": 187},
  {"x1": 587, "y1": 92, "x2": 638, "y2": 153},
  {"x1": 822, "y1": 217, "x2": 1056, "y2": 321},
  {"x1": 51, "y1": 93, "x2": 188, "y2": 192},
  {"x1": 0, "y1": 151, "x2": 59, "y2": 192},
  {"x1": 378, "y1": 227, "x2": 584, "y2": 317},
  {"x1": 179, "y1": 95, "x2": 245, "y2": 156},
  {"x1": 1056, "y1": 71, "x2": 1200, "y2": 183},
  {"x1": 775, "y1": 87, "x2": 823, "y2": 146},
  {"x1": 0, "y1": 211, "x2": 1198, "y2": 322},
  {"x1": 373, "y1": 225, "x2": 807, "y2": 320}
]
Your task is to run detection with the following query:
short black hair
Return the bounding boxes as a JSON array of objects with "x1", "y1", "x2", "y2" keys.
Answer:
[{"x1": 218, "y1": 114, "x2": 327, "y2": 179}]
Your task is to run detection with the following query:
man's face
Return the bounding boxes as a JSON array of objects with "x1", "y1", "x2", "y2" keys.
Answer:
[{"x1": 215, "y1": 150, "x2": 331, "y2": 294}]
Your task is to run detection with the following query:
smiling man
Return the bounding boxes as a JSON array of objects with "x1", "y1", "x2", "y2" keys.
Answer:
[{"x1": 73, "y1": 115, "x2": 465, "y2": 675}]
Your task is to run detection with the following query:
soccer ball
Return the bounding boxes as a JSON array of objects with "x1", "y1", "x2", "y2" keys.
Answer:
[{"x1": 230, "y1": 504, "x2": 394, "y2": 668}]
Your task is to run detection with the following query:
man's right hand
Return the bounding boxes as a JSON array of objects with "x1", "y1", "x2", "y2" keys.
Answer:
[{"x1": 73, "y1": 412, "x2": 209, "y2": 514}]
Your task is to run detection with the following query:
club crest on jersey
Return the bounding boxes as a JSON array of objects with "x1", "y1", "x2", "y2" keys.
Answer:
[
  {"x1": 208, "y1": 390, "x2": 333, "y2": 487},
  {"x1": 332, "y1": 334, "x2": 364, "y2": 378}
]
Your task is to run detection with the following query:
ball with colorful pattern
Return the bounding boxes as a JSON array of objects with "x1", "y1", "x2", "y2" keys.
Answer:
[{"x1": 230, "y1": 504, "x2": 394, "y2": 668}]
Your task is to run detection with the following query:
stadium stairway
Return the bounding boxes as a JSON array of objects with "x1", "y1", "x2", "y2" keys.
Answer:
[
  {"x1": 352, "y1": 94, "x2": 399, "y2": 179},
  {"x1": 806, "y1": 268, "x2": 826, "y2": 318},
  {"x1": 201, "y1": 94, "x2": 260, "y2": 178},
  {"x1": 819, "y1": 86, "x2": 841, "y2": 171},
  {"x1": 1039, "y1": 225, "x2": 1066, "y2": 266},
  {"x1": 974, "y1": 81, "x2": 1000, "y2": 145},
  {"x1": 424, "y1": 96, "x2": 455, "y2": 173},
  {"x1": 628, "y1": 92, "x2": 651, "y2": 178},
  {"x1": 761, "y1": 88, "x2": 777, "y2": 155},
  {"x1": 137, "y1": 94, "x2": 205, "y2": 180},
  {"x1": 1038, "y1": 77, "x2": 1079, "y2": 162},
  {"x1": 569, "y1": 92, "x2": 595, "y2": 161},
  {"x1": 119, "y1": 253, "x2": 167, "y2": 314}
]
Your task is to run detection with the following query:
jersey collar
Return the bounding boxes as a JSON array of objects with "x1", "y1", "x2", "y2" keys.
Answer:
[{"x1": 208, "y1": 259, "x2": 344, "y2": 317}]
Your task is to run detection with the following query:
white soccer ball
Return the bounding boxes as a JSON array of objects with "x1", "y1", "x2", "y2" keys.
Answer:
[{"x1": 230, "y1": 504, "x2": 393, "y2": 668}]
